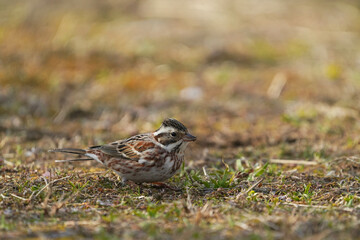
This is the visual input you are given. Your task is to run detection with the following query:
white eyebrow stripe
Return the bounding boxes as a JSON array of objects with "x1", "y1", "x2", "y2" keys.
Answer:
[{"x1": 154, "y1": 126, "x2": 174, "y2": 136}]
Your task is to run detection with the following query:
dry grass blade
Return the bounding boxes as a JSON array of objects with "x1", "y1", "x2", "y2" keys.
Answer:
[
  {"x1": 8, "y1": 176, "x2": 71, "y2": 202},
  {"x1": 281, "y1": 203, "x2": 355, "y2": 213},
  {"x1": 35, "y1": 176, "x2": 70, "y2": 197},
  {"x1": 236, "y1": 178, "x2": 264, "y2": 200},
  {"x1": 269, "y1": 159, "x2": 318, "y2": 165},
  {"x1": 267, "y1": 72, "x2": 287, "y2": 99},
  {"x1": 10, "y1": 193, "x2": 29, "y2": 201}
]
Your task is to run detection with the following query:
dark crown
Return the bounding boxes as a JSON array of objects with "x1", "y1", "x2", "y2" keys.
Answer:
[{"x1": 162, "y1": 118, "x2": 187, "y2": 132}]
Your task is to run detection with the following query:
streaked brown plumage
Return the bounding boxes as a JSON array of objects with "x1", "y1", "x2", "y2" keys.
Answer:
[{"x1": 49, "y1": 118, "x2": 196, "y2": 184}]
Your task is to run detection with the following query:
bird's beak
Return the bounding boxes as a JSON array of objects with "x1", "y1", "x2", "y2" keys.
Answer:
[{"x1": 183, "y1": 133, "x2": 197, "y2": 142}]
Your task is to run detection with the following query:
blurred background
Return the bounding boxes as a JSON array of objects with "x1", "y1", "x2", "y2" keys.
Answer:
[{"x1": 1, "y1": 0, "x2": 360, "y2": 165}]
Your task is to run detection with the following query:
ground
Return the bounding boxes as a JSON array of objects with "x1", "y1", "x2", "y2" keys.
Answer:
[{"x1": 0, "y1": 0, "x2": 359, "y2": 239}]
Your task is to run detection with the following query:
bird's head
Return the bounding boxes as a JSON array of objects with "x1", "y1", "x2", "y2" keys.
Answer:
[{"x1": 153, "y1": 118, "x2": 196, "y2": 152}]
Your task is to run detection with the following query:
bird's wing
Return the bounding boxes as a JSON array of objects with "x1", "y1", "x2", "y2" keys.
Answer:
[
  {"x1": 89, "y1": 134, "x2": 156, "y2": 161},
  {"x1": 99, "y1": 143, "x2": 140, "y2": 160}
]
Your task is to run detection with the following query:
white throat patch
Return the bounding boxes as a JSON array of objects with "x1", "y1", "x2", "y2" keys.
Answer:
[{"x1": 164, "y1": 140, "x2": 183, "y2": 152}]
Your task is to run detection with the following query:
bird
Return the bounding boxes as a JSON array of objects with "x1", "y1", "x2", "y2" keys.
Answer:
[{"x1": 49, "y1": 118, "x2": 196, "y2": 185}]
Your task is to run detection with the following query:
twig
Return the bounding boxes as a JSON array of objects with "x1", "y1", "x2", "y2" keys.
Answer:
[
  {"x1": 236, "y1": 178, "x2": 264, "y2": 200},
  {"x1": 328, "y1": 156, "x2": 360, "y2": 166},
  {"x1": 42, "y1": 176, "x2": 48, "y2": 185},
  {"x1": 0, "y1": 194, "x2": 9, "y2": 199},
  {"x1": 10, "y1": 193, "x2": 28, "y2": 201},
  {"x1": 345, "y1": 157, "x2": 360, "y2": 165},
  {"x1": 267, "y1": 72, "x2": 287, "y2": 99},
  {"x1": 269, "y1": 159, "x2": 317, "y2": 165},
  {"x1": 202, "y1": 167, "x2": 208, "y2": 178},
  {"x1": 35, "y1": 176, "x2": 70, "y2": 197},
  {"x1": 3, "y1": 160, "x2": 15, "y2": 166},
  {"x1": 9, "y1": 176, "x2": 70, "y2": 202},
  {"x1": 10, "y1": 191, "x2": 37, "y2": 202},
  {"x1": 200, "y1": 202, "x2": 211, "y2": 214},
  {"x1": 62, "y1": 220, "x2": 101, "y2": 227},
  {"x1": 281, "y1": 203, "x2": 355, "y2": 212}
]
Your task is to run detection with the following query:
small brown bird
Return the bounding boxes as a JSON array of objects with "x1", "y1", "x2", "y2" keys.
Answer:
[{"x1": 50, "y1": 118, "x2": 196, "y2": 184}]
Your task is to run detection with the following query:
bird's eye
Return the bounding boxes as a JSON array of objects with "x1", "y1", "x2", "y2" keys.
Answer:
[{"x1": 171, "y1": 132, "x2": 177, "y2": 137}]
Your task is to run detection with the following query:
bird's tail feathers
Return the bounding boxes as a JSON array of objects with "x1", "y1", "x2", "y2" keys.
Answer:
[
  {"x1": 55, "y1": 158, "x2": 93, "y2": 163},
  {"x1": 49, "y1": 148, "x2": 94, "y2": 163},
  {"x1": 48, "y1": 148, "x2": 86, "y2": 155}
]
